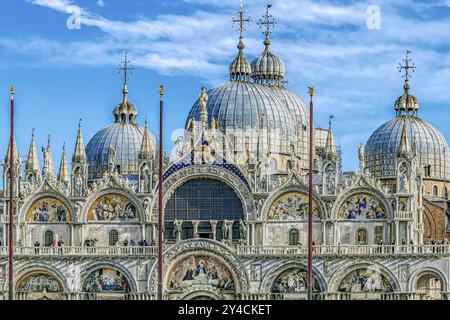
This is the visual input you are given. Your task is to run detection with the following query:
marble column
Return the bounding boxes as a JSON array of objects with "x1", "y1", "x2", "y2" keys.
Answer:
[
  {"x1": 192, "y1": 220, "x2": 200, "y2": 238},
  {"x1": 141, "y1": 224, "x2": 146, "y2": 242},
  {"x1": 210, "y1": 220, "x2": 217, "y2": 240},
  {"x1": 70, "y1": 224, "x2": 74, "y2": 246}
]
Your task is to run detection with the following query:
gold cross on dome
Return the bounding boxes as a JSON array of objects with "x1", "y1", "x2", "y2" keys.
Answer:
[
  {"x1": 118, "y1": 52, "x2": 135, "y2": 85},
  {"x1": 398, "y1": 50, "x2": 416, "y2": 81},
  {"x1": 258, "y1": 3, "x2": 276, "y2": 37},
  {"x1": 232, "y1": 0, "x2": 252, "y2": 37}
]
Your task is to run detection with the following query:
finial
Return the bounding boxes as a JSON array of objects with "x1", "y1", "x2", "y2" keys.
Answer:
[
  {"x1": 32, "y1": 128, "x2": 35, "y2": 138},
  {"x1": 398, "y1": 50, "x2": 416, "y2": 83},
  {"x1": 119, "y1": 51, "x2": 134, "y2": 86},
  {"x1": 63, "y1": 142, "x2": 66, "y2": 153},
  {"x1": 48, "y1": 134, "x2": 51, "y2": 146},
  {"x1": 329, "y1": 115, "x2": 334, "y2": 129},
  {"x1": 10, "y1": 84, "x2": 14, "y2": 100},
  {"x1": 258, "y1": 3, "x2": 276, "y2": 47},
  {"x1": 159, "y1": 85, "x2": 165, "y2": 100},
  {"x1": 308, "y1": 86, "x2": 315, "y2": 97},
  {"x1": 145, "y1": 116, "x2": 148, "y2": 128},
  {"x1": 232, "y1": 0, "x2": 252, "y2": 40},
  {"x1": 78, "y1": 118, "x2": 82, "y2": 129}
]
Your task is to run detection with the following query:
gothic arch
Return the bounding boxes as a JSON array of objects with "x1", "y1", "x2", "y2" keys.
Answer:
[
  {"x1": 19, "y1": 191, "x2": 75, "y2": 223},
  {"x1": 152, "y1": 165, "x2": 254, "y2": 221},
  {"x1": 81, "y1": 187, "x2": 145, "y2": 223},
  {"x1": 77, "y1": 261, "x2": 138, "y2": 293},
  {"x1": 328, "y1": 262, "x2": 400, "y2": 293},
  {"x1": 259, "y1": 261, "x2": 327, "y2": 293},
  {"x1": 147, "y1": 239, "x2": 249, "y2": 294},
  {"x1": 332, "y1": 187, "x2": 393, "y2": 220},
  {"x1": 408, "y1": 267, "x2": 448, "y2": 292}
]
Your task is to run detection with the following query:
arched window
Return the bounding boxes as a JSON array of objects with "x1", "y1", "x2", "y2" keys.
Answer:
[
  {"x1": 270, "y1": 159, "x2": 278, "y2": 171},
  {"x1": 44, "y1": 231, "x2": 54, "y2": 247},
  {"x1": 109, "y1": 230, "x2": 119, "y2": 246},
  {"x1": 165, "y1": 178, "x2": 244, "y2": 241},
  {"x1": 289, "y1": 229, "x2": 299, "y2": 245},
  {"x1": 356, "y1": 228, "x2": 368, "y2": 245},
  {"x1": 432, "y1": 185, "x2": 439, "y2": 196}
]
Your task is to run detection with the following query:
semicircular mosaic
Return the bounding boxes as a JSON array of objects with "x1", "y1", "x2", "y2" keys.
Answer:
[
  {"x1": 26, "y1": 197, "x2": 70, "y2": 222},
  {"x1": 88, "y1": 194, "x2": 138, "y2": 222},
  {"x1": 338, "y1": 193, "x2": 387, "y2": 220},
  {"x1": 268, "y1": 192, "x2": 320, "y2": 221}
]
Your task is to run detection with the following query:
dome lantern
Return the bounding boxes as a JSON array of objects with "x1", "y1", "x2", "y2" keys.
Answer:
[
  {"x1": 395, "y1": 51, "x2": 419, "y2": 117},
  {"x1": 229, "y1": 1, "x2": 252, "y2": 81},
  {"x1": 113, "y1": 52, "x2": 138, "y2": 123}
]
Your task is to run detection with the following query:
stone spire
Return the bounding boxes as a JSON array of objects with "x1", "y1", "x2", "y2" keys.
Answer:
[
  {"x1": 398, "y1": 119, "x2": 412, "y2": 159},
  {"x1": 73, "y1": 119, "x2": 87, "y2": 163},
  {"x1": 325, "y1": 115, "x2": 337, "y2": 157},
  {"x1": 42, "y1": 135, "x2": 56, "y2": 178},
  {"x1": 139, "y1": 119, "x2": 153, "y2": 160},
  {"x1": 26, "y1": 129, "x2": 40, "y2": 173},
  {"x1": 58, "y1": 143, "x2": 70, "y2": 184},
  {"x1": 229, "y1": 1, "x2": 252, "y2": 81},
  {"x1": 5, "y1": 136, "x2": 19, "y2": 165}
]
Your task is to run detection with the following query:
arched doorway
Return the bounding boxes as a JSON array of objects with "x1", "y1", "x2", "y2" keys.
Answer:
[
  {"x1": 337, "y1": 267, "x2": 394, "y2": 300},
  {"x1": 165, "y1": 178, "x2": 244, "y2": 241},
  {"x1": 83, "y1": 267, "x2": 131, "y2": 300},
  {"x1": 415, "y1": 272, "x2": 443, "y2": 300},
  {"x1": 16, "y1": 271, "x2": 65, "y2": 300},
  {"x1": 166, "y1": 254, "x2": 237, "y2": 300},
  {"x1": 270, "y1": 268, "x2": 322, "y2": 300}
]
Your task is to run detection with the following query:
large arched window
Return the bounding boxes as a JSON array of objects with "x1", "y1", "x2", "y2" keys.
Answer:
[{"x1": 165, "y1": 178, "x2": 244, "y2": 240}]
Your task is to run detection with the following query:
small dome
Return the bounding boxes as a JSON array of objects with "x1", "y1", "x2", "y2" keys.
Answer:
[
  {"x1": 251, "y1": 42, "x2": 286, "y2": 86},
  {"x1": 86, "y1": 122, "x2": 156, "y2": 180},
  {"x1": 365, "y1": 116, "x2": 450, "y2": 180}
]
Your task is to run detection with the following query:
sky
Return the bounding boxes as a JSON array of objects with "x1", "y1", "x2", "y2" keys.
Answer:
[{"x1": 1, "y1": 0, "x2": 450, "y2": 172}]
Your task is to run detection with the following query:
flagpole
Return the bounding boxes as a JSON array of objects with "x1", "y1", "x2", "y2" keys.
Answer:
[
  {"x1": 307, "y1": 87, "x2": 314, "y2": 300},
  {"x1": 157, "y1": 85, "x2": 165, "y2": 300},
  {"x1": 8, "y1": 85, "x2": 15, "y2": 301}
]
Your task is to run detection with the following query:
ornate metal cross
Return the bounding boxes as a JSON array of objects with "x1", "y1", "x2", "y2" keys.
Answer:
[
  {"x1": 398, "y1": 50, "x2": 416, "y2": 81},
  {"x1": 119, "y1": 52, "x2": 134, "y2": 85},
  {"x1": 258, "y1": 3, "x2": 276, "y2": 37},
  {"x1": 232, "y1": 0, "x2": 252, "y2": 37}
]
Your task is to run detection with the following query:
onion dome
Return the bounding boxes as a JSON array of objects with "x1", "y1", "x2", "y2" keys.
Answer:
[
  {"x1": 395, "y1": 79, "x2": 419, "y2": 116},
  {"x1": 229, "y1": 37, "x2": 252, "y2": 81},
  {"x1": 365, "y1": 52, "x2": 450, "y2": 180},
  {"x1": 251, "y1": 4, "x2": 286, "y2": 86},
  {"x1": 86, "y1": 54, "x2": 157, "y2": 180}
]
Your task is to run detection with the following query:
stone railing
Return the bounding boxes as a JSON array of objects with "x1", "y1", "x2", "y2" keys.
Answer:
[
  {"x1": 395, "y1": 211, "x2": 413, "y2": 220},
  {"x1": 236, "y1": 245, "x2": 450, "y2": 257},
  {"x1": 0, "y1": 246, "x2": 158, "y2": 257}
]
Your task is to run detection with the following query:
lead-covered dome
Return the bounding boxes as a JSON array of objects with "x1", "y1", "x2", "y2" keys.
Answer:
[
  {"x1": 186, "y1": 81, "x2": 296, "y2": 156},
  {"x1": 86, "y1": 61, "x2": 157, "y2": 180},
  {"x1": 365, "y1": 73, "x2": 450, "y2": 180}
]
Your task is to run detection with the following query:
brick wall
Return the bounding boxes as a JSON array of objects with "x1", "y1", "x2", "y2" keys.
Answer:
[{"x1": 422, "y1": 197, "x2": 449, "y2": 242}]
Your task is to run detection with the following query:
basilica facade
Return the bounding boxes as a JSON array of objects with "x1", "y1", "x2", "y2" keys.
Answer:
[{"x1": 1, "y1": 5, "x2": 450, "y2": 301}]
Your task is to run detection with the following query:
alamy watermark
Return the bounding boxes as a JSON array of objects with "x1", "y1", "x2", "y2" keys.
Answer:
[{"x1": 366, "y1": 5, "x2": 381, "y2": 30}]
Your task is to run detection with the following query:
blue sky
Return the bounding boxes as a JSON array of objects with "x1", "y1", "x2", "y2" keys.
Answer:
[{"x1": 1, "y1": 0, "x2": 450, "y2": 172}]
